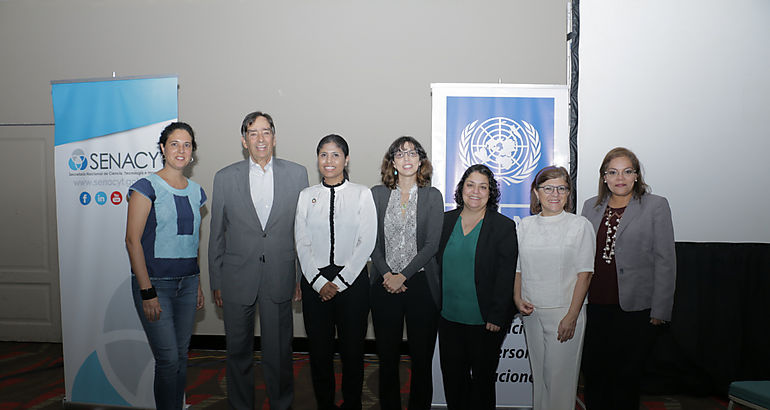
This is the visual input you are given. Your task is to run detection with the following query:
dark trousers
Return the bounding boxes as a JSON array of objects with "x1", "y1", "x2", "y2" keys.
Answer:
[
  {"x1": 370, "y1": 272, "x2": 439, "y2": 410},
  {"x1": 438, "y1": 317, "x2": 506, "y2": 410},
  {"x1": 301, "y1": 270, "x2": 370, "y2": 410},
  {"x1": 581, "y1": 304, "x2": 656, "y2": 410}
]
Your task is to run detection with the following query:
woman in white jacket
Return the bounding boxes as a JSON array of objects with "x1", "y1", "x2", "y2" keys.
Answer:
[
  {"x1": 514, "y1": 166, "x2": 595, "y2": 410},
  {"x1": 295, "y1": 134, "x2": 377, "y2": 410}
]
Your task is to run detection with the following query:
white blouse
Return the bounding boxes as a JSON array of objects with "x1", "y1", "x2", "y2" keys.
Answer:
[
  {"x1": 295, "y1": 180, "x2": 377, "y2": 294},
  {"x1": 516, "y1": 211, "x2": 596, "y2": 309}
]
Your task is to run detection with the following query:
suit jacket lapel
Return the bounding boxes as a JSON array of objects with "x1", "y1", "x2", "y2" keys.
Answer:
[
  {"x1": 439, "y1": 209, "x2": 460, "y2": 260},
  {"x1": 586, "y1": 198, "x2": 609, "y2": 231},
  {"x1": 416, "y1": 187, "x2": 427, "y2": 239},
  {"x1": 237, "y1": 160, "x2": 264, "y2": 231},
  {"x1": 263, "y1": 158, "x2": 282, "y2": 232},
  {"x1": 616, "y1": 196, "x2": 642, "y2": 238},
  {"x1": 475, "y1": 211, "x2": 493, "y2": 279}
]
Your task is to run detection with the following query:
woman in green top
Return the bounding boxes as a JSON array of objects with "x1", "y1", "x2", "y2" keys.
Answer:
[{"x1": 436, "y1": 164, "x2": 519, "y2": 410}]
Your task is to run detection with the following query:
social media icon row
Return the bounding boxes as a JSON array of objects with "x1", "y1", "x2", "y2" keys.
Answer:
[{"x1": 79, "y1": 191, "x2": 123, "y2": 206}]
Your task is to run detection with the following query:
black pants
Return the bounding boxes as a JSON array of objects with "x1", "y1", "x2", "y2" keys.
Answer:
[
  {"x1": 370, "y1": 272, "x2": 439, "y2": 410},
  {"x1": 301, "y1": 270, "x2": 370, "y2": 410},
  {"x1": 581, "y1": 304, "x2": 656, "y2": 410},
  {"x1": 438, "y1": 317, "x2": 506, "y2": 410}
]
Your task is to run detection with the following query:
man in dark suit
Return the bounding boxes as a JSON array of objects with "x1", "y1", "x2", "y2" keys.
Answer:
[{"x1": 209, "y1": 111, "x2": 308, "y2": 410}]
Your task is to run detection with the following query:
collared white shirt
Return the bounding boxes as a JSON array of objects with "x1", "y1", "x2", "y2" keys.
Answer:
[{"x1": 249, "y1": 156, "x2": 274, "y2": 230}]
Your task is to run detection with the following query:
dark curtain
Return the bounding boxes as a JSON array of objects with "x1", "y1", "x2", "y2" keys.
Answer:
[
  {"x1": 642, "y1": 242, "x2": 770, "y2": 396},
  {"x1": 568, "y1": 0, "x2": 768, "y2": 396},
  {"x1": 568, "y1": 0, "x2": 579, "y2": 208}
]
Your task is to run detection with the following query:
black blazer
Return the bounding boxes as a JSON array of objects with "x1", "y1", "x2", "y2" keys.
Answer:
[
  {"x1": 369, "y1": 185, "x2": 444, "y2": 308},
  {"x1": 437, "y1": 208, "x2": 519, "y2": 328}
]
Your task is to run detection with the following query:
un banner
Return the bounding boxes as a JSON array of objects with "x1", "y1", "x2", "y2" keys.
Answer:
[
  {"x1": 432, "y1": 84, "x2": 569, "y2": 220},
  {"x1": 457, "y1": 116, "x2": 542, "y2": 186},
  {"x1": 52, "y1": 76, "x2": 178, "y2": 408},
  {"x1": 430, "y1": 83, "x2": 569, "y2": 407}
]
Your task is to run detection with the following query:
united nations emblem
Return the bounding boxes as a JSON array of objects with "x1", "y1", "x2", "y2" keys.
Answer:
[{"x1": 459, "y1": 117, "x2": 541, "y2": 185}]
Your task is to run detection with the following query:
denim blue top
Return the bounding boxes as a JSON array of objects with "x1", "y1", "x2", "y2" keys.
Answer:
[{"x1": 128, "y1": 173, "x2": 206, "y2": 278}]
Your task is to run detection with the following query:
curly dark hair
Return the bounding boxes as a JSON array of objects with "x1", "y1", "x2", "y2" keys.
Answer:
[
  {"x1": 158, "y1": 122, "x2": 196, "y2": 152},
  {"x1": 453, "y1": 164, "x2": 500, "y2": 211},
  {"x1": 380, "y1": 136, "x2": 433, "y2": 189}
]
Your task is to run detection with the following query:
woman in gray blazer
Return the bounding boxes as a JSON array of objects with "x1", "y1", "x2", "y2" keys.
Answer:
[
  {"x1": 370, "y1": 136, "x2": 443, "y2": 410},
  {"x1": 580, "y1": 147, "x2": 676, "y2": 410}
]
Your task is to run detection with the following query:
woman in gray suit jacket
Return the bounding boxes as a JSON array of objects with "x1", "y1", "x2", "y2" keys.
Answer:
[
  {"x1": 580, "y1": 147, "x2": 676, "y2": 410},
  {"x1": 370, "y1": 136, "x2": 443, "y2": 410}
]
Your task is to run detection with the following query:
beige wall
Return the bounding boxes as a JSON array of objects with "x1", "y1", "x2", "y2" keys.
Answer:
[{"x1": 0, "y1": 0, "x2": 568, "y2": 339}]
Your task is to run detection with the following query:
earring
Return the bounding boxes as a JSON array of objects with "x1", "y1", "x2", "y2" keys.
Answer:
[
  {"x1": 189, "y1": 157, "x2": 194, "y2": 164},
  {"x1": 394, "y1": 170, "x2": 398, "y2": 176}
]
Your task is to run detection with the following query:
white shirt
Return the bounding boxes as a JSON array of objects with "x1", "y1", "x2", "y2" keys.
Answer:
[
  {"x1": 295, "y1": 180, "x2": 377, "y2": 293},
  {"x1": 249, "y1": 157, "x2": 273, "y2": 230},
  {"x1": 516, "y1": 211, "x2": 596, "y2": 308}
]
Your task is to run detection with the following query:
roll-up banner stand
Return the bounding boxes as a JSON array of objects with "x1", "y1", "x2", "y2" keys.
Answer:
[
  {"x1": 430, "y1": 83, "x2": 569, "y2": 408},
  {"x1": 52, "y1": 76, "x2": 178, "y2": 407}
]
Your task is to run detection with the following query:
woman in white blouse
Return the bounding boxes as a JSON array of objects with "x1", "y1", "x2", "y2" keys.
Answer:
[
  {"x1": 295, "y1": 134, "x2": 377, "y2": 410},
  {"x1": 514, "y1": 166, "x2": 595, "y2": 410}
]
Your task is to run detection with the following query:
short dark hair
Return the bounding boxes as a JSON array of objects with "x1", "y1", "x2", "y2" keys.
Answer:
[
  {"x1": 530, "y1": 166, "x2": 573, "y2": 214},
  {"x1": 316, "y1": 134, "x2": 350, "y2": 180},
  {"x1": 453, "y1": 164, "x2": 500, "y2": 211},
  {"x1": 380, "y1": 136, "x2": 433, "y2": 189},
  {"x1": 595, "y1": 147, "x2": 650, "y2": 206},
  {"x1": 240, "y1": 111, "x2": 275, "y2": 137},
  {"x1": 158, "y1": 122, "x2": 196, "y2": 152}
]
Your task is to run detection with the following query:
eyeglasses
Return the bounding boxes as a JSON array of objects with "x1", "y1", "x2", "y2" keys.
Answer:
[
  {"x1": 393, "y1": 150, "x2": 419, "y2": 159},
  {"x1": 538, "y1": 185, "x2": 569, "y2": 195},
  {"x1": 604, "y1": 168, "x2": 637, "y2": 177}
]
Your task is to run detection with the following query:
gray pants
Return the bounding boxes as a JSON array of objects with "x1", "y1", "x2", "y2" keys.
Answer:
[{"x1": 223, "y1": 296, "x2": 294, "y2": 410}]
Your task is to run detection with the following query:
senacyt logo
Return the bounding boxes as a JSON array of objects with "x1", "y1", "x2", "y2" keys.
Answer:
[
  {"x1": 69, "y1": 149, "x2": 88, "y2": 171},
  {"x1": 67, "y1": 148, "x2": 162, "y2": 171}
]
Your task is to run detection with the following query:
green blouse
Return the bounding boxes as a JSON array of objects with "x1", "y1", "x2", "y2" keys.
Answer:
[{"x1": 441, "y1": 216, "x2": 484, "y2": 325}]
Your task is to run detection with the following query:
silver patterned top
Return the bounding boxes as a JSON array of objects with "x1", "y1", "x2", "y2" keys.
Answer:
[{"x1": 384, "y1": 185, "x2": 418, "y2": 273}]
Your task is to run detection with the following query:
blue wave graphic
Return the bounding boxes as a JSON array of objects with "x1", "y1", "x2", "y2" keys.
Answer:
[
  {"x1": 72, "y1": 351, "x2": 130, "y2": 406},
  {"x1": 52, "y1": 76, "x2": 178, "y2": 146}
]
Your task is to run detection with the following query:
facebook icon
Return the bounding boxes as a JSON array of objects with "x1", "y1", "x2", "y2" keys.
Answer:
[{"x1": 79, "y1": 191, "x2": 91, "y2": 205}]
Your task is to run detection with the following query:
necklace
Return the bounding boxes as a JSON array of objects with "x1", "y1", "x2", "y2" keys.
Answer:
[
  {"x1": 399, "y1": 184, "x2": 414, "y2": 216},
  {"x1": 602, "y1": 206, "x2": 623, "y2": 264}
]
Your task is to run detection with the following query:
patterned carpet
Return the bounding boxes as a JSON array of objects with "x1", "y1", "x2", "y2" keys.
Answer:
[{"x1": 0, "y1": 342, "x2": 730, "y2": 409}]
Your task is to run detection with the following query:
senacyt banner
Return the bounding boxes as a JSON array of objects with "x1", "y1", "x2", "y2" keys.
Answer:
[
  {"x1": 430, "y1": 83, "x2": 569, "y2": 407},
  {"x1": 52, "y1": 76, "x2": 177, "y2": 407}
]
